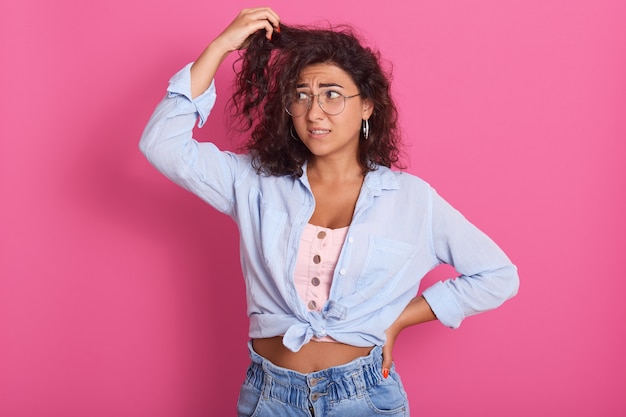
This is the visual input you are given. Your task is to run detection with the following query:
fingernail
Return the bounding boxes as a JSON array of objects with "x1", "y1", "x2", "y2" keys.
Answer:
[
  {"x1": 382, "y1": 368, "x2": 389, "y2": 379},
  {"x1": 276, "y1": 25, "x2": 281, "y2": 33}
]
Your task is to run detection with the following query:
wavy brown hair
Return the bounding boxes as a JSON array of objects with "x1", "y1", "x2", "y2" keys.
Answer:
[{"x1": 229, "y1": 23, "x2": 403, "y2": 177}]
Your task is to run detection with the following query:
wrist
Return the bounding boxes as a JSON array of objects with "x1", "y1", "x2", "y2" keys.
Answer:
[{"x1": 208, "y1": 36, "x2": 235, "y2": 57}]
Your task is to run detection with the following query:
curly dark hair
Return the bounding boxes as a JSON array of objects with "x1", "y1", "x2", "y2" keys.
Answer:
[{"x1": 229, "y1": 23, "x2": 403, "y2": 177}]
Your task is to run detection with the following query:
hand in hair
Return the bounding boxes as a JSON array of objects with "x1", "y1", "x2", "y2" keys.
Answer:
[
  {"x1": 190, "y1": 7, "x2": 280, "y2": 99},
  {"x1": 215, "y1": 7, "x2": 281, "y2": 52}
]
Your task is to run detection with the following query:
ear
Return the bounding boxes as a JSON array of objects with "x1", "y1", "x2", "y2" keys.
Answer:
[{"x1": 362, "y1": 98, "x2": 374, "y2": 119}]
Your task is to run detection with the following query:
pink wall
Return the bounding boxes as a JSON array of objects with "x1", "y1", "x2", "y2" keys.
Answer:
[{"x1": 1, "y1": 0, "x2": 625, "y2": 416}]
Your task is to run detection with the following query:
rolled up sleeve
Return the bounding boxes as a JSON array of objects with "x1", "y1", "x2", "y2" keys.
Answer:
[{"x1": 422, "y1": 189, "x2": 519, "y2": 328}]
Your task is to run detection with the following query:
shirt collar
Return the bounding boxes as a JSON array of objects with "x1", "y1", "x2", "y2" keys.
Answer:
[
  {"x1": 362, "y1": 165, "x2": 400, "y2": 196},
  {"x1": 297, "y1": 161, "x2": 400, "y2": 195}
]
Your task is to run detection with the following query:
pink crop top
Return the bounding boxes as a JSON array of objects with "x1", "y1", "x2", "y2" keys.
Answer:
[{"x1": 293, "y1": 223, "x2": 349, "y2": 342}]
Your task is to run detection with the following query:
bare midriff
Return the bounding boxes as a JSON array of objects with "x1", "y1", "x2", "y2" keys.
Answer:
[{"x1": 252, "y1": 337, "x2": 373, "y2": 373}]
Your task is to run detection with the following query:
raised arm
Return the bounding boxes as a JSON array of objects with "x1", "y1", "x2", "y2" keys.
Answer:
[
  {"x1": 139, "y1": 8, "x2": 281, "y2": 215},
  {"x1": 190, "y1": 7, "x2": 280, "y2": 98}
]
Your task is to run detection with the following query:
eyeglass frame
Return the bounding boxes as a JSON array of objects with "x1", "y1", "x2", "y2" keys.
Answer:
[{"x1": 284, "y1": 90, "x2": 361, "y2": 117}]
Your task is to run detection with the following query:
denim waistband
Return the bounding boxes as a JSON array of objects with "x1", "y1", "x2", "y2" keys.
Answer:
[{"x1": 245, "y1": 341, "x2": 384, "y2": 409}]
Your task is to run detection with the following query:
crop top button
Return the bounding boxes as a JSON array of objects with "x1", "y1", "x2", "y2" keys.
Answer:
[
  {"x1": 313, "y1": 254, "x2": 321, "y2": 264},
  {"x1": 308, "y1": 300, "x2": 317, "y2": 310},
  {"x1": 317, "y1": 231, "x2": 327, "y2": 239},
  {"x1": 311, "y1": 277, "x2": 320, "y2": 286}
]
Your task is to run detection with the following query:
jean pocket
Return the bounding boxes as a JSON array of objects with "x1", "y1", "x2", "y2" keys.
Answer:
[
  {"x1": 363, "y1": 368, "x2": 409, "y2": 415},
  {"x1": 236, "y1": 378, "x2": 263, "y2": 417}
]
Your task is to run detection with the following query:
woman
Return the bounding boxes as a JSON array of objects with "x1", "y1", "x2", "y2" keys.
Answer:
[{"x1": 140, "y1": 7, "x2": 519, "y2": 416}]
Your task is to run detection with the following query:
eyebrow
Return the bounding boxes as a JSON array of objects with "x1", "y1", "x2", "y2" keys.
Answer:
[{"x1": 296, "y1": 82, "x2": 345, "y2": 89}]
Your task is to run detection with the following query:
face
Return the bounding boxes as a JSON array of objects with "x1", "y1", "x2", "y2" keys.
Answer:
[{"x1": 290, "y1": 63, "x2": 373, "y2": 163}]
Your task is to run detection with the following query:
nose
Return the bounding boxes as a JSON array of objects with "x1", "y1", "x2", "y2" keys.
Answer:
[{"x1": 306, "y1": 94, "x2": 325, "y2": 120}]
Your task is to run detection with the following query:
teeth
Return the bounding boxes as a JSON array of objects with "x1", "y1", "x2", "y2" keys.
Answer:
[{"x1": 310, "y1": 130, "x2": 329, "y2": 134}]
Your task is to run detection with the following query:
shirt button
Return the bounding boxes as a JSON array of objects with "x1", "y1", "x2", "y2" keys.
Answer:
[
  {"x1": 311, "y1": 277, "x2": 320, "y2": 286},
  {"x1": 313, "y1": 255, "x2": 321, "y2": 264},
  {"x1": 317, "y1": 231, "x2": 327, "y2": 239},
  {"x1": 339, "y1": 269, "x2": 346, "y2": 275},
  {"x1": 308, "y1": 300, "x2": 317, "y2": 310},
  {"x1": 348, "y1": 237, "x2": 354, "y2": 243}
]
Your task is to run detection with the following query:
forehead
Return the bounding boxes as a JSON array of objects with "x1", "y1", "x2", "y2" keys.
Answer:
[{"x1": 296, "y1": 63, "x2": 356, "y2": 88}]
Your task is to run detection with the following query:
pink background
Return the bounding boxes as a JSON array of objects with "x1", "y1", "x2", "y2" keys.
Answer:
[{"x1": 1, "y1": 0, "x2": 625, "y2": 416}]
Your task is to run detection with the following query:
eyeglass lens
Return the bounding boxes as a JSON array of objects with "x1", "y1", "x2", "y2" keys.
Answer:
[{"x1": 286, "y1": 91, "x2": 346, "y2": 117}]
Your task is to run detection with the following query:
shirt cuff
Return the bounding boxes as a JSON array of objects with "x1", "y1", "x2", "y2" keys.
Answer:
[
  {"x1": 422, "y1": 281, "x2": 466, "y2": 329},
  {"x1": 166, "y1": 62, "x2": 217, "y2": 127}
]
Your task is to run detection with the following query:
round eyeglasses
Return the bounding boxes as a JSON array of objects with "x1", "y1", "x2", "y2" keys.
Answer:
[{"x1": 285, "y1": 90, "x2": 361, "y2": 117}]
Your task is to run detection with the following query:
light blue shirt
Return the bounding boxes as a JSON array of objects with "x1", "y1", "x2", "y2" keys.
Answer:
[{"x1": 140, "y1": 64, "x2": 519, "y2": 352}]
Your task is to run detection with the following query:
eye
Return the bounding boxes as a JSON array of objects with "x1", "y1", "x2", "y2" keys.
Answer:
[
  {"x1": 295, "y1": 91, "x2": 310, "y2": 101},
  {"x1": 323, "y1": 90, "x2": 342, "y2": 100}
]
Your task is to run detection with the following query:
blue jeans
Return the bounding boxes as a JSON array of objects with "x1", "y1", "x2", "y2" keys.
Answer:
[{"x1": 237, "y1": 342, "x2": 410, "y2": 416}]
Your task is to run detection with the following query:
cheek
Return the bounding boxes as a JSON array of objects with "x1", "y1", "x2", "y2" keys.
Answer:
[
  {"x1": 343, "y1": 113, "x2": 365, "y2": 133},
  {"x1": 292, "y1": 119, "x2": 307, "y2": 136}
]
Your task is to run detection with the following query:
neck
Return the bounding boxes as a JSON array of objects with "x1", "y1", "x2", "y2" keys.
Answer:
[{"x1": 307, "y1": 156, "x2": 364, "y2": 183}]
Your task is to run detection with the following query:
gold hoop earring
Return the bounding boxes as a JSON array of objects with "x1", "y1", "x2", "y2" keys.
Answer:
[{"x1": 290, "y1": 125, "x2": 300, "y2": 141}]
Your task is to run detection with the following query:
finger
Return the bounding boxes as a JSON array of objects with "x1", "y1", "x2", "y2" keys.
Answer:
[
  {"x1": 250, "y1": 6, "x2": 281, "y2": 29},
  {"x1": 246, "y1": 8, "x2": 280, "y2": 39},
  {"x1": 226, "y1": 14, "x2": 275, "y2": 49},
  {"x1": 381, "y1": 345, "x2": 393, "y2": 378}
]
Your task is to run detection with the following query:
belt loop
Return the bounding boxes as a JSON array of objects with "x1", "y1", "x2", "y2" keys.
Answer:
[
  {"x1": 262, "y1": 373, "x2": 272, "y2": 400},
  {"x1": 351, "y1": 370, "x2": 366, "y2": 398}
]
